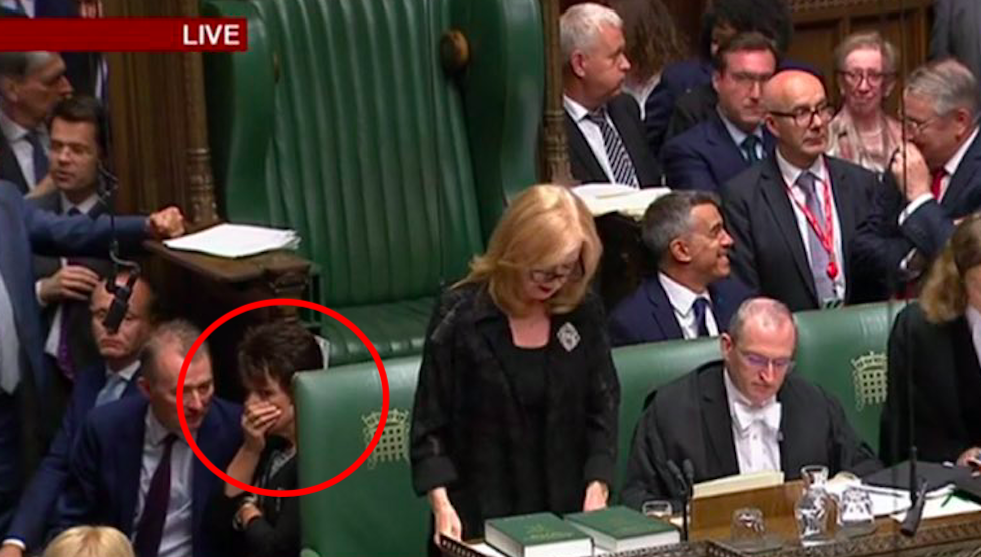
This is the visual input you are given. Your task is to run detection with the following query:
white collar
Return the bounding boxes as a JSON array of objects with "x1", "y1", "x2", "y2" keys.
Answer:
[
  {"x1": 775, "y1": 149, "x2": 828, "y2": 189},
  {"x1": 658, "y1": 272, "x2": 708, "y2": 316},
  {"x1": 105, "y1": 359, "x2": 141, "y2": 383},
  {"x1": 563, "y1": 94, "x2": 600, "y2": 123},
  {"x1": 723, "y1": 367, "x2": 781, "y2": 434},
  {"x1": 718, "y1": 108, "x2": 763, "y2": 148},
  {"x1": 60, "y1": 191, "x2": 100, "y2": 215},
  {"x1": 943, "y1": 126, "x2": 980, "y2": 178},
  {"x1": 0, "y1": 109, "x2": 33, "y2": 142},
  {"x1": 145, "y1": 406, "x2": 195, "y2": 446}
]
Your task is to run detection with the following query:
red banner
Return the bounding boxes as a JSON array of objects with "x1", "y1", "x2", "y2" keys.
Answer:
[{"x1": 0, "y1": 18, "x2": 248, "y2": 52}]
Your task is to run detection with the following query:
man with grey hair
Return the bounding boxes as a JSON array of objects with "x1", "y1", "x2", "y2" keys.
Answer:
[
  {"x1": 608, "y1": 191, "x2": 750, "y2": 346},
  {"x1": 621, "y1": 297, "x2": 880, "y2": 509},
  {"x1": 561, "y1": 2, "x2": 661, "y2": 187},
  {"x1": 854, "y1": 58, "x2": 981, "y2": 296},
  {"x1": 0, "y1": 51, "x2": 72, "y2": 194}
]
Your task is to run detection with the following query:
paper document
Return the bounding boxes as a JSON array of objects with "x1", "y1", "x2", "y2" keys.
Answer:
[
  {"x1": 892, "y1": 493, "x2": 981, "y2": 522},
  {"x1": 571, "y1": 184, "x2": 671, "y2": 219},
  {"x1": 163, "y1": 223, "x2": 300, "y2": 258},
  {"x1": 826, "y1": 478, "x2": 954, "y2": 517},
  {"x1": 692, "y1": 470, "x2": 784, "y2": 499}
]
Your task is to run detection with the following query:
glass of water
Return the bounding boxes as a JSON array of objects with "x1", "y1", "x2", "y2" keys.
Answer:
[{"x1": 642, "y1": 500, "x2": 673, "y2": 520}]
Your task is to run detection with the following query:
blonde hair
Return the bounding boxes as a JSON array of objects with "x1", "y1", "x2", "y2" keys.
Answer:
[
  {"x1": 458, "y1": 185, "x2": 601, "y2": 316},
  {"x1": 921, "y1": 215, "x2": 981, "y2": 323},
  {"x1": 43, "y1": 526, "x2": 135, "y2": 557}
]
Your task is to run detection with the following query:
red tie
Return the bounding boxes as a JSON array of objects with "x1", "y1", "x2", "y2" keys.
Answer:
[{"x1": 931, "y1": 168, "x2": 948, "y2": 199}]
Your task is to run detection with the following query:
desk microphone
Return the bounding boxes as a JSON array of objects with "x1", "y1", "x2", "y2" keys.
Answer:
[
  {"x1": 97, "y1": 161, "x2": 141, "y2": 334},
  {"x1": 667, "y1": 460, "x2": 691, "y2": 542}
]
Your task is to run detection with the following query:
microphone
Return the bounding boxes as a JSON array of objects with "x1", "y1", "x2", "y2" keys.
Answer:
[
  {"x1": 103, "y1": 270, "x2": 137, "y2": 333},
  {"x1": 682, "y1": 459, "x2": 695, "y2": 494},
  {"x1": 667, "y1": 460, "x2": 691, "y2": 542},
  {"x1": 96, "y1": 159, "x2": 141, "y2": 334},
  {"x1": 900, "y1": 478, "x2": 928, "y2": 537}
]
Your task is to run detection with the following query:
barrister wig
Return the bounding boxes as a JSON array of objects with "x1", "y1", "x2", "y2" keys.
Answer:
[
  {"x1": 921, "y1": 214, "x2": 981, "y2": 323},
  {"x1": 459, "y1": 185, "x2": 601, "y2": 317}
]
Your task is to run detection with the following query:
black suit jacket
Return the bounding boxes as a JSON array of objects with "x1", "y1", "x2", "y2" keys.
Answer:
[
  {"x1": 29, "y1": 192, "x2": 112, "y2": 374},
  {"x1": 565, "y1": 94, "x2": 662, "y2": 187},
  {"x1": 621, "y1": 362, "x2": 881, "y2": 508},
  {"x1": 880, "y1": 303, "x2": 981, "y2": 465},
  {"x1": 0, "y1": 133, "x2": 29, "y2": 194},
  {"x1": 722, "y1": 155, "x2": 880, "y2": 311},
  {"x1": 852, "y1": 132, "x2": 981, "y2": 295},
  {"x1": 607, "y1": 275, "x2": 751, "y2": 347}
]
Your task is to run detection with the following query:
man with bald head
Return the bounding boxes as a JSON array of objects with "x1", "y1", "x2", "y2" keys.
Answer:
[
  {"x1": 721, "y1": 70, "x2": 879, "y2": 311},
  {"x1": 621, "y1": 297, "x2": 880, "y2": 509},
  {"x1": 853, "y1": 59, "x2": 981, "y2": 296}
]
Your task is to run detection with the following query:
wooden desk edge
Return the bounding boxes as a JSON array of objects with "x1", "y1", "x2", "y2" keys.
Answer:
[{"x1": 143, "y1": 240, "x2": 312, "y2": 284}]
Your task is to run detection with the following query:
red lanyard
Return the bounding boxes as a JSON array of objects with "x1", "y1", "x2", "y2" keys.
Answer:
[{"x1": 785, "y1": 172, "x2": 839, "y2": 280}]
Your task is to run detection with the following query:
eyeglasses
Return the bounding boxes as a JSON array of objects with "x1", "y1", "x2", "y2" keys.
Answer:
[
  {"x1": 529, "y1": 257, "x2": 585, "y2": 285},
  {"x1": 737, "y1": 348, "x2": 794, "y2": 373},
  {"x1": 837, "y1": 70, "x2": 894, "y2": 87},
  {"x1": 769, "y1": 102, "x2": 834, "y2": 128},
  {"x1": 902, "y1": 113, "x2": 943, "y2": 135}
]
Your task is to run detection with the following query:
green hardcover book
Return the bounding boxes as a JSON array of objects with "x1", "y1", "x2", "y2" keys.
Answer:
[
  {"x1": 484, "y1": 512, "x2": 593, "y2": 557},
  {"x1": 564, "y1": 506, "x2": 680, "y2": 552}
]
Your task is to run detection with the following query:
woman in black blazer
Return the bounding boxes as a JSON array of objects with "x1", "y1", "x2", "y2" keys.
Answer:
[
  {"x1": 881, "y1": 215, "x2": 981, "y2": 466},
  {"x1": 410, "y1": 185, "x2": 620, "y2": 552},
  {"x1": 206, "y1": 322, "x2": 324, "y2": 557}
]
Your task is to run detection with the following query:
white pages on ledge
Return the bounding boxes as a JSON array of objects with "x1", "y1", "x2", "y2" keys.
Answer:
[{"x1": 163, "y1": 223, "x2": 301, "y2": 258}]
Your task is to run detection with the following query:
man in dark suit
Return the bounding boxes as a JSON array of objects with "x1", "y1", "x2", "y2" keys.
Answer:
[
  {"x1": 0, "y1": 52, "x2": 73, "y2": 194},
  {"x1": 560, "y1": 3, "x2": 660, "y2": 187},
  {"x1": 0, "y1": 274, "x2": 154, "y2": 557},
  {"x1": 609, "y1": 191, "x2": 750, "y2": 346},
  {"x1": 722, "y1": 70, "x2": 878, "y2": 312},
  {"x1": 0, "y1": 183, "x2": 183, "y2": 533},
  {"x1": 59, "y1": 320, "x2": 243, "y2": 557},
  {"x1": 622, "y1": 298, "x2": 880, "y2": 508},
  {"x1": 853, "y1": 59, "x2": 981, "y2": 296},
  {"x1": 930, "y1": 0, "x2": 981, "y2": 82},
  {"x1": 32, "y1": 96, "x2": 113, "y2": 380},
  {"x1": 662, "y1": 33, "x2": 777, "y2": 193}
]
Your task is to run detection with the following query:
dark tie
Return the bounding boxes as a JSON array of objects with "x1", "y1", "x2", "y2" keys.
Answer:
[
  {"x1": 587, "y1": 108, "x2": 638, "y2": 187},
  {"x1": 797, "y1": 171, "x2": 835, "y2": 303},
  {"x1": 930, "y1": 168, "x2": 948, "y2": 200},
  {"x1": 692, "y1": 297, "x2": 711, "y2": 338},
  {"x1": 55, "y1": 212, "x2": 82, "y2": 380},
  {"x1": 25, "y1": 130, "x2": 48, "y2": 183},
  {"x1": 133, "y1": 434, "x2": 178, "y2": 557},
  {"x1": 740, "y1": 135, "x2": 761, "y2": 163}
]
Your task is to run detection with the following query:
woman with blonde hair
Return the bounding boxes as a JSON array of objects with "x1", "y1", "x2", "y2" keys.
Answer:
[
  {"x1": 410, "y1": 185, "x2": 619, "y2": 554},
  {"x1": 42, "y1": 526, "x2": 134, "y2": 557},
  {"x1": 881, "y1": 215, "x2": 981, "y2": 466},
  {"x1": 827, "y1": 30, "x2": 903, "y2": 173}
]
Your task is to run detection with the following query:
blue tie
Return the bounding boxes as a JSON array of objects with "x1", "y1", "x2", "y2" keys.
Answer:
[
  {"x1": 94, "y1": 373, "x2": 127, "y2": 407},
  {"x1": 26, "y1": 130, "x2": 48, "y2": 183},
  {"x1": 693, "y1": 297, "x2": 711, "y2": 338},
  {"x1": 741, "y1": 136, "x2": 762, "y2": 163}
]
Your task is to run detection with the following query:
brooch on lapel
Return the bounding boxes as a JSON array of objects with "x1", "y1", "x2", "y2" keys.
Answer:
[{"x1": 557, "y1": 322, "x2": 581, "y2": 352}]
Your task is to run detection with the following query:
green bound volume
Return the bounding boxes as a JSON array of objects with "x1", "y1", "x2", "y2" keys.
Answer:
[
  {"x1": 564, "y1": 506, "x2": 680, "y2": 552},
  {"x1": 484, "y1": 512, "x2": 592, "y2": 557}
]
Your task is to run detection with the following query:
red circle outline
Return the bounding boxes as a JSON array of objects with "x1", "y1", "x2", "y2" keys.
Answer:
[{"x1": 176, "y1": 298, "x2": 389, "y2": 497}]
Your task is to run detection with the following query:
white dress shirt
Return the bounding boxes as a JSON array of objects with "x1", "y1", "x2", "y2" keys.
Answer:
[
  {"x1": 133, "y1": 411, "x2": 195, "y2": 557},
  {"x1": 724, "y1": 369, "x2": 782, "y2": 474},
  {"x1": 658, "y1": 272, "x2": 719, "y2": 339},
  {"x1": 775, "y1": 151, "x2": 847, "y2": 302},
  {"x1": 563, "y1": 94, "x2": 635, "y2": 187},
  {"x1": 0, "y1": 110, "x2": 47, "y2": 189},
  {"x1": 719, "y1": 110, "x2": 765, "y2": 161}
]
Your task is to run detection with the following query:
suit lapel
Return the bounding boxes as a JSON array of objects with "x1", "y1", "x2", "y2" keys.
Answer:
[
  {"x1": 607, "y1": 98, "x2": 647, "y2": 183},
  {"x1": 942, "y1": 133, "x2": 981, "y2": 212},
  {"x1": 826, "y1": 159, "x2": 857, "y2": 291},
  {"x1": 644, "y1": 277, "x2": 685, "y2": 340},
  {"x1": 564, "y1": 112, "x2": 608, "y2": 182},
  {"x1": 777, "y1": 385, "x2": 804, "y2": 475},
  {"x1": 758, "y1": 159, "x2": 818, "y2": 301},
  {"x1": 700, "y1": 366, "x2": 739, "y2": 477},
  {"x1": 707, "y1": 281, "x2": 735, "y2": 332},
  {"x1": 0, "y1": 135, "x2": 28, "y2": 194},
  {"x1": 707, "y1": 114, "x2": 749, "y2": 178},
  {"x1": 119, "y1": 402, "x2": 148, "y2": 534}
]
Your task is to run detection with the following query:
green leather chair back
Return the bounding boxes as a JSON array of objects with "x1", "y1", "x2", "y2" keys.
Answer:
[
  {"x1": 611, "y1": 337, "x2": 720, "y2": 501},
  {"x1": 295, "y1": 356, "x2": 428, "y2": 557},
  {"x1": 202, "y1": 0, "x2": 544, "y2": 365},
  {"x1": 793, "y1": 302, "x2": 902, "y2": 454}
]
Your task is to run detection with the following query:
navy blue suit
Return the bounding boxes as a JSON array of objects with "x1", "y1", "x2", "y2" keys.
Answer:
[
  {"x1": 0, "y1": 180, "x2": 146, "y2": 527},
  {"x1": 644, "y1": 59, "x2": 712, "y2": 157},
  {"x1": 661, "y1": 112, "x2": 775, "y2": 193},
  {"x1": 607, "y1": 276, "x2": 751, "y2": 347},
  {"x1": 4, "y1": 362, "x2": 142, "y2": 550},
  {"x1": 59, "y1": 396, "x2": 243, "y2": 557},
  {"x1": 852, "y1": 132, "x2": 981, "y2": 295}
]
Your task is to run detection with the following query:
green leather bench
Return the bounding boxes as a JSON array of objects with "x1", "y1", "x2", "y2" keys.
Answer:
[
  {"x1": 201, "y1": 0, "x2": 544, "y2": 365},
  {"x1": 294, "y1": 302, "x2": 899, "y2": 557}
]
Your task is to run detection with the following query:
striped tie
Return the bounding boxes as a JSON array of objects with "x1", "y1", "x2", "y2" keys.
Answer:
[{"x1": 587, "y1": 108, "x2": 638, "y2": 187}]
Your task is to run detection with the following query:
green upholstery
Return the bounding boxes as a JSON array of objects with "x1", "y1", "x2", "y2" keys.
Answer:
[
  {"x1": 202, "y1": 0, "x2": 544, "y2": 365},
  {"x1": 793, "y1": 302, "x2": 901, "y2": 455},
  {"x1": 611, "y1": 337, "x2": 719, "y2": 501},
  {"x1": 295, "y1": 357, "x2": 429, "y2": 557}
]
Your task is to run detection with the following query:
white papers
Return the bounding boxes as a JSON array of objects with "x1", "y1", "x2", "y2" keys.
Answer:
[
  {"x1": 467, "y1": 543, "x2": 506, "y2": 557},
  {"x1": 163, "y1": 223, "x2": 300, "y2": 259},
  {"x1": 571, "y1": 184, "x2": 671, "y2": 219},
  {"x1": 692, "y1": 470, "x2": 785, "y2": 499},
  {"x1": 826, "y1": 477, "x2": 955, "y2": 517},
  {"x1": 892, "y1": 493, "x2": 981, "y2": 522}
]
